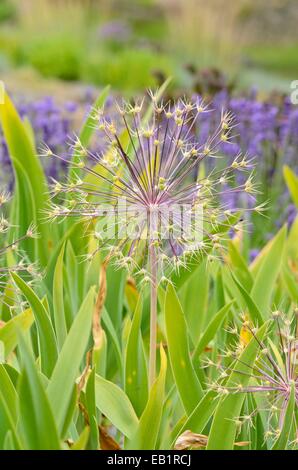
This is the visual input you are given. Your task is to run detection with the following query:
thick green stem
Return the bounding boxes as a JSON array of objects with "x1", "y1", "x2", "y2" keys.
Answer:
[{"x1": 149, "y1": 243, "x2": 158, "y2": 390}]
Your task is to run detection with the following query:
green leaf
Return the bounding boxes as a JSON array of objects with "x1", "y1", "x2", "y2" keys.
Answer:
[
  {"x1": 0, "y1": 92, "x2": 54, "y2": 265},
  {"x1": 282, "y1": 265, "x2": 298, "y2": 302},
  {"x1": 251, "y1": 226, "x2": 287, "y2": 316},
  {"x1": 11, "y1": 272, "x2": 58, "y2": 377},
  {"x1": 69, "y1": 85, "x2": 111, "y2": 179},
  {"x1": 47, "y1": 287, "x2": 95, "y2": 435},
  {"x1": 231, "y1": 274, "x2": 264, "y2": 325},
  {"x1": 102, "y1": 308, "x2": 123, "y2": 379},
  {"x1": 17, "y1": 337, "x2": 61, "y2": 450},
  {"x1": 283, "y1": 165, "x2": 298, "y2": 207},
  {"x1": 53, "y1": 243, "x2": 67, "y2": 350},
  {"x1": 207, "y1": 321, "x2": 270, "y2": 450},
  {"x1": 95, "y1": 374, "x2": 139, "y2": 439},
  {"x1": 125, "y1": 298, "x2": 148, "y2": 417},
  {"x1": 105, "y1": 266, "x2": 126, "y2": 334},
  {"x1": 85, "y1": 368, "x2": 99, "y2": 450},
  {"x1": 0, "y1": 368, "x2": 20, "y2": 449},
  {"x1": 179, "y1": 260, "x2": 209, "y2": 344},
  {"x1": 0, "y1": 308, "x2": 34, "y2": 358},
  {"x1": 193, "y1": 301, "x2": 234, "y2": 360},
  {"x1": 228, "y1": 241, "x2": 253, "y2": 291},
  {"x1": 171, "y1": 390, "x2": 218, "y2": 448},
  {"x1": 71, "y1": 427, "x2": 90, "y2": 450},
  {"x1": 165, "y1": 284, "x2": 203, "y2": 415},
  {"x1": 0, "y1": 365, "x2": 17, "y2": 421},
  {"x1": 127, "y1": 346, "x2": 167, "y2": 450}
]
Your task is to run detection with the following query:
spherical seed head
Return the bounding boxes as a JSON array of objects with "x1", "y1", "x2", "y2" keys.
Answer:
[{"x1": 50, "y1": 92, "x2": 254, "y2": 283}]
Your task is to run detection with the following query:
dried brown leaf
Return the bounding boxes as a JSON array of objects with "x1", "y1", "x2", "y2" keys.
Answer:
[
  {"x1": 92, "y1": 260, "x2": 108, "y2": 349},
  {"x1": 99, "y1": 426, "x2": 121, "y2": 450}
]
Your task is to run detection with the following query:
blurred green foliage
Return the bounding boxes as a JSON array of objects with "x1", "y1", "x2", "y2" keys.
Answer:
[{"x1": 0, "y1": 0, "x2": 297, "y2": 92}]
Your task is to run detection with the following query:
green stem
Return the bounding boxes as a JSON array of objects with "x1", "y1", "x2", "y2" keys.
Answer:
[{"x1": 149, "y1": 243, "x2": 158, "y2": 390}]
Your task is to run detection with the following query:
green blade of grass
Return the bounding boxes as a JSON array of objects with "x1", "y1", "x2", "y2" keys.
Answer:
[
  {"x1": 17, "y1": 337, "x2": 61, "y2": 450},
  {"x1": 126, "y1": 346, "x2": 167, "y2": 450},
  {"x1": 95, "y1": 374, "x2": 139, "y2": 440},
  {"x1": 11, "y1": 272, "x2": 58, "y2": 377},
  {"x1": 47, "y1": 287, "x2": 95, "y2": 435},
  {"x1": 0, "y1": 308, "x2": 34, "y2": 358},
  {"x1": 165, "y1": 284, "x2": 203, "y2": 415}
]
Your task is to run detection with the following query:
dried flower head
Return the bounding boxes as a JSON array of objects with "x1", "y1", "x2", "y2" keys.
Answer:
[
  {"x1": 210, "y1": 312, "x2": 298, "y2": 448},
  {"x1": 47, "y1": 92, "x2": 256, "y2": 283}
]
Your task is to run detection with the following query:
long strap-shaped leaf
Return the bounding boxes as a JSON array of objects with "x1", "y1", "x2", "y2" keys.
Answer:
[
  {"x1": 47, "y1": 287, "x2": 95, "y2": 435},
  {"x1": 125, "y1": 297, "x2": 148, "y2": 417},
  {"x1": 11, "y1": 272, "x2": 58, "y2": 377},
  {"x1": 165, "y1": 284, "x2": 203, "y2": 415},
  {"x1": 95, "y1": 374, "x2": 139, "y2": 440},
  {"x1": 17, "y1": 337, "x2": 61, "y2": 450},
  {"x1": 126, "y1": 345, "x2": 167, "y2": 450},
  {"x1": 250, "y1": 226, "x2": 287, "y2": 316},
  {"x1": 0, "y1": 93, "x2": 54, "y2": 265}
]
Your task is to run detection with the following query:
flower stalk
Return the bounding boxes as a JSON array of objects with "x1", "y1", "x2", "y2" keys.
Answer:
[{"x1": 149, "y1": 242, "x2": 158, "y2": 389}]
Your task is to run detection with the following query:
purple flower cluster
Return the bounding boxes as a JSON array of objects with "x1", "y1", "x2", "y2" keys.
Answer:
[
  {"x1": 1, "y1": 90, "x2": 297, "y2": 245},
  {"x1": 196, "y1": 90, "x2": 298, "y2": 170},
  {"x1": 195, "y1": 90, "x2": 298, "y2": 227}
]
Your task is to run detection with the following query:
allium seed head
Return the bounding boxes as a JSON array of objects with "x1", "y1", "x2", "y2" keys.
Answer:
[{"x1": 49, "y1": 92, "x2": 254, "y2": 282}]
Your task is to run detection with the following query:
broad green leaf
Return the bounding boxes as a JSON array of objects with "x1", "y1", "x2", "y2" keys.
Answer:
[
  {"x1": 193, "y1": 301, "x2": 234, "y2": 360},
  {"x1": 53, "y1": 243, "x2": 67, "y2": 350},
  {"x1": 69, "y1": 85, "x2": 111, "y2": 179},
  {"x1": 11, "y1": 272, "x2": 58, "y2": 377},
  {"x1": 71, "y1": 427, "x2": 90, "y2": 450},
  {"x1": 0, "y1": 391, "x2": 20, "y2": 449},
  {"x1": 125, "y1": 298, "x2": 148, "y2": 417},
  {"x1": 105, "y1": 266, "x2": 126, "y2": 334},
  {"x1": 207, "y1": 321, "x2": 270, "y2": 450},
  {"x1": 85, "y1": 369, "x2": 99, "y2": 450},
  {"x1": 0, "y1": 308, "x2": 34, "y2": 358},
  {"x1": 283, "y1": 165, "x2": 298, "y2": 207},
  {"x1": 165, "y1": 284, "x2": 203, "y2": 415},
  {"x1": 179, "y1": 260, "x2": 209, "y2": 344},
  {"x1": 3, "y1": 431, "x2": 16, "y2": 450},
  {"x1": 95, "y1": 375, "x2": 139, "y2": 439},
  {"x1": 282, "y1": 266, "x2": 298, "y2": 302},
  {"x1": 0, "y1": 365, "x2": 20, "y2": 449},
  {"x1": 251, "y1": 226, "x2": 287, "y2": 316},
  {"x1": 171, "y1": 390, "x2": 218, "y2": 448},
  {"x1": 127, "y1": 346, "x2": 167, "y2": 450},
  {"x1": 0, "y1": 92, "x2": 54, "y2": 265},
  {"x1": 288, "y1": 217, "x2": 298, "y2": 260},
  {"x1": 47, "y1": 287, "x2": 95, "y2": 434},
  {"x1": 231, "y1": 274, "x2": 264, "y2": 325},
  {"x1": 228, "y1": 241, "x2": 253, "y2": 291},
  {"x1": 17, "y1": 337, "x2": 61, "y2": 450},
  {"x1": 102, "y1": 308, "x2": 123, "y2": 380},
  {"x1": 0, "y1": 365, "x2": 17, "y2": 421}
]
